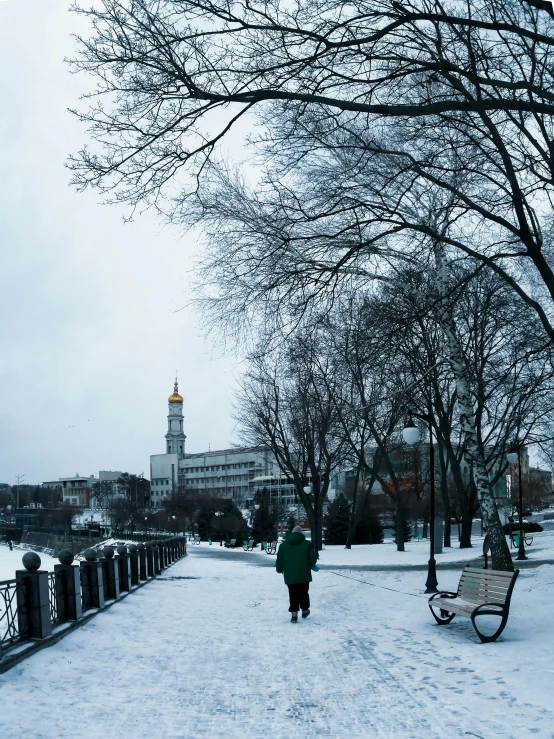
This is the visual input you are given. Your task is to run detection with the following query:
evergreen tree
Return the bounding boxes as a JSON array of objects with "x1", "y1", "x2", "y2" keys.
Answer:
[
  {"x1": 251, "y1": 488, "x2": 278, "y2": 544},
  {"x1": 354, "y1": 506, "x2": 384, "y2": 545},
  {"x1": 392, "y1": 513, "x2": 412, "y2": 544},
  {"x1": 324, "y1": 494, "x2": 351, "y2": 545},
  {"x1": 197, "y1": 498, "x2": 248, "y2": 542}
]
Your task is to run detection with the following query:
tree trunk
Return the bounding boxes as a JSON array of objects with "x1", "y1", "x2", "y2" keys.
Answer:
[
  {"x1": 433, "y1": 243, "x2": 512, "y2": 570},
  {"x1": 437, "y1": 436, "x2": 451, "y2": 547},
  {"x1": 443, "y1": 507, "x2": 451, "y2": 548},
  {"x1": 460, "y1": 514, "x2": 473, "y2": 548},
  {"x1": 345, "y1": 466, "x2": 361, "y2": 549},
  {"x1": 309, "y1": 477, "x2": 325, "y2": 551},
  {"x1": 460, "y1": 478, "x2": 479, "y2": 548},
  {"x1": 395, "y1": 499, "x2": 405, "y2": 552}
]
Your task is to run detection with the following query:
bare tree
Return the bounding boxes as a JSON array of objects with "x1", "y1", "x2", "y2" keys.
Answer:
[
  {"x1": 236, "y1": 332, "x2": 347, "y2": 549},
  {"x1": 69, "y1": 1, "x2": 554, "y2": 340},
  {"x1": 90, "y1": 479, "x2": 116, "y2": 509},
  {"x1": 163, "y1": 486, "x2": 210, "y2": 535},
  {"x1": 69, "y1": 0, "x2": 554, "y2": 567}
]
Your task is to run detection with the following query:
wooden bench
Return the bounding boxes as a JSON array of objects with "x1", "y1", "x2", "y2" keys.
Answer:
[
  {"x1": 224, "y1": 538, "x2": 237, "y2": 548},
  {"x1": 265, "y1": 540, "x2": 277, "y2": 554},
  {"x1": 243, "y1": 539, "x2": 254, "y2": 551},
  {"x1": 428, "y1": 565, "x2": 519, "y2": 643}
]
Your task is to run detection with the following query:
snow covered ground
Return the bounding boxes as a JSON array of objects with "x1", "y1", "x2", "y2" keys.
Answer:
[
  {"x1": 317, "y1": 529, "x2": 554, "y2": 567},
  {"x1": 0, "y1": 547, "x2": 553, "y2": 738}
]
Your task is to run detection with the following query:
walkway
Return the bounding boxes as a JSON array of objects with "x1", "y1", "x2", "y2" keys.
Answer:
[{"x1": 0, "y1": 549, "x2": 552, "y2": 738}]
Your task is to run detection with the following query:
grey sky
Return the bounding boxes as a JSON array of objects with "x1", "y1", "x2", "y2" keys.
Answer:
[{"x1": 0, "y1": 1, "x2": 240, "y2": 484}]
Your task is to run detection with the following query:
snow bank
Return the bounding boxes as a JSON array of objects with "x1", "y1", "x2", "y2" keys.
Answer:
[{"x1": 0, "y1": 545, "x2": 58, "y2": 582}]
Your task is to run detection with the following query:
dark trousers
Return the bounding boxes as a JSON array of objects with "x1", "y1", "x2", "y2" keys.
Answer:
[{"x1": 287, "y1": 583, "x2": 310, "y2": 612}]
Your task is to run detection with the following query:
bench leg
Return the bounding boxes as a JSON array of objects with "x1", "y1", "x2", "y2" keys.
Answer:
[
  {"x1": 470, "y1": 608, "x2": 509, "y2": 644},
  {"x1": 428, "y1": 602, "x2": 456, "y2": 625}
]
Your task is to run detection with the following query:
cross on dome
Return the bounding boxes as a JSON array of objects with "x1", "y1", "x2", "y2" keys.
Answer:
[{"x1": 168, "y1": 377, "x2": 183, "y2": 404}]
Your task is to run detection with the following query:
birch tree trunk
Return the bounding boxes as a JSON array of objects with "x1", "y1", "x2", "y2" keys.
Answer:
[{"x1": 433, "y1": 244, "x2": 513, "y2": 571}]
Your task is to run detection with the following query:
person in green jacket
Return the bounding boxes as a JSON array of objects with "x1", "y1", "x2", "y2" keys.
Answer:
[{"x1": 276, "y1": 525, "x2": 319, "y2": 623}]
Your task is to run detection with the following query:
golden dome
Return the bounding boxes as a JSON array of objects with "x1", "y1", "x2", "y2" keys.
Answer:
[{"x1": 168, "y1": 379, "x2": 183, "y2": 404}]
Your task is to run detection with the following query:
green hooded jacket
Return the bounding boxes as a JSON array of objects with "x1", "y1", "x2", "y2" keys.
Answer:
[{"x1": 276, "y1": 531, "x2": 318, "y2": 585}]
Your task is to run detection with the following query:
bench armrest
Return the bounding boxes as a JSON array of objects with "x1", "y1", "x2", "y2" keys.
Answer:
[{"x1": 429, "y1": 591, "x2": 457, "y2": 602}]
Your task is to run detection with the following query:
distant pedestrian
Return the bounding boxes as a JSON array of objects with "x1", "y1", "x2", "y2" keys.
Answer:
[{"x1": 276, "y1": 525, "x2": 318, "y2": 623}]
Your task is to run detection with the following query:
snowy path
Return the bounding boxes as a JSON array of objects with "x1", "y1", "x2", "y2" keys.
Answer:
[{"x1": 0, "y1": 549, "x2": 553, "y2": 738}]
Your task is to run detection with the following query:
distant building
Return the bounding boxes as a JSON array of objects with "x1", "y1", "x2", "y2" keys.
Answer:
[
  {"x1": 42, "y1": 470, "x2": 122, "y2": 508},
  {"x1": 43, "y1": 475, "x2": 96, "y2": 507},
  {"x1": 150, "y1": 379, "x2": 280, "y2": 508},
  {"x1": 337, "y1": 444, "x2": 552, "y2": 512}
]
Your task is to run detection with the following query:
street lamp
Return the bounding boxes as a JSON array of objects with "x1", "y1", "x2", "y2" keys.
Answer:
[
  {"x1": 254, "y1": 503, "x2": 264, "y2": 549},
  {"x1": 507, "y1": 444, "x2": 528, "y2": 561},
  {"x1": 403, "y1": 413, "x2": 438, "y2": 594},
  {"x1": 214, "y1": 511, "x2": 223, "y2": 546}
]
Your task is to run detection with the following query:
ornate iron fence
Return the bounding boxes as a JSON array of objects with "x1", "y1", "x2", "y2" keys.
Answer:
[
  {"x1": 0, "y1": 536, "x2": 186, "y2": 664},
  {"x1": 48, "y1": 572, "x2": 64, "y2": 625},
  {"x1": 0, "y1": 579, "x2": 20, "y2": 654}
]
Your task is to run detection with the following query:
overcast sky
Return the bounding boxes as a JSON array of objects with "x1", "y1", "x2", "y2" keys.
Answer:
[{"x1": 0, "y1": 0, "x2": 243, "y2": 484}]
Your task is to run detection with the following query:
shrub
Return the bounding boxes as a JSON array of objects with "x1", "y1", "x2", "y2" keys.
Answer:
[{"x1": 502, "y1": 521, "x2": 543, "y2": 534}]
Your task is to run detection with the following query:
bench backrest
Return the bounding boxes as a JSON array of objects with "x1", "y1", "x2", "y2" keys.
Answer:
[{"x1": 458, "y1": 566, "x2": 518, "y2": 606}]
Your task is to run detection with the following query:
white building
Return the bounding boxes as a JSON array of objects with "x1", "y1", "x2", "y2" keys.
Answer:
[
  {"x1": 149, "y1": 379, "x2": 280, "y2": 508},
  {"x1": 42, "y1": 470, "x2": 122, "y2": 508},
  {"x1": 43, "y1": 475, "x2": 96, "y2": 507}
]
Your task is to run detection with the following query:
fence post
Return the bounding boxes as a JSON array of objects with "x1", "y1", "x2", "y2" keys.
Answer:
[
  {"x1": 145, "y1": 542, "x2": 154, "y2": 577},
  {"x1": 128, "y1": 544, "x2": 139, "y2": 586},
  {"x1": 80, "y1": 549, "x2": 105, "y2": 610},
  {"x1": 16, "y1": 552, "x2": 52, "y2": 640},
  {"x1": 102, "y1": 546, "x2": 120, "y2": 599},
  {"x1": 152, "y1": 542, "x2": 161, "y2": 574},
  {"x1": 160, "y1": 540, "x2": 166, "y2": 569},
  {"x1": 54, "y1": 549, "x2": 82, "y2": 621},
  {"x1": 138, "y1": 543, "x2": 147, "y2": 580},
  {"x1": 116, "y1": 545, "x2": 130, "y2": 591}
]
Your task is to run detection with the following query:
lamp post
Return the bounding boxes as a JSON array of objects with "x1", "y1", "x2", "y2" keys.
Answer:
[
  {"x1": 254, "y1": 503, "x2": 264, "y2": 549},
  {"x1": 507, "y1": 444, "x2": 528, "y2": 561},
  {"x1": 403, "y1": 413, "x2": 438, "y2": 594},
  {"x1": 214, "y1": 511, "x2": 223, "y2": 546}
]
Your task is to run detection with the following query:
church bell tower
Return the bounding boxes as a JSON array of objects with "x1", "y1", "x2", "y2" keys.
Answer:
[{"x1": 165, "y1": 378, "x2": 186, "y2": 458}]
